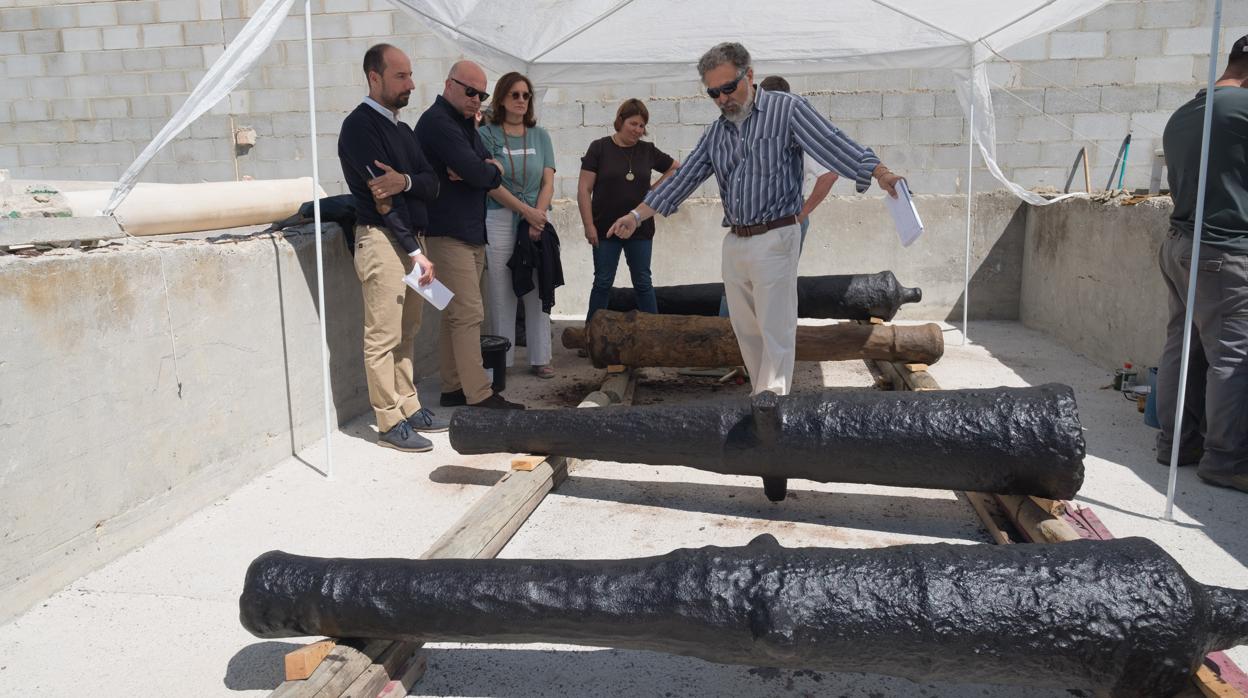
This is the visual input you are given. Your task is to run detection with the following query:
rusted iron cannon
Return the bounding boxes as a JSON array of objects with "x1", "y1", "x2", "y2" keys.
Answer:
[
  {"x1": 449, "y1": 385, "x2": 1085, "y2": 500},
  {"x1": 240, "y1": 535, "x2": 1248, "y2": 697},
  {"x1": 607, "y1": 271, "x2": 922, "y2": 320},
  {"x1": 562, "y1": 310, "x2": 943, "y2": 369}
]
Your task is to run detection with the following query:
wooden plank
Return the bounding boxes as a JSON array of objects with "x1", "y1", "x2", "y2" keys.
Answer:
[
  {"x1": 375, "y1": 651, "x2": 428, "y2": 698},
  {"x1": 993, "y1": 494, "x2": 1082, "y2": 544},
  {"x1": 510, "y1": 455, "x2": 546, "y2": 471},
  {"x1": 962, "y1": 492, "x2": 1015, "y2": 545},
  {"x1": 600, "y1": 369, "x2": 633, "y2": 403},
  {"x1": 606, "y1": 364, "x2": 627, "y2": 373},
  {"x1": 422, "y1": 456, "x2": 569, "y2": 560},
  {"x1": 869, "y1": 316, "x2": 885, "y2": 325},
  {"x1": 334, "y1": 641, "x2": 418, "y2": 698},
  {"x1": 284, "y1": 640, "x2": 336, "y2": 681},
  {"x1": 1196, "y1": 664, "x2": 1244, "y2": 698},
  {"x1": 892, "y1": 362, "x2": 941, "y2": 391},
  {"x1": 270, "y1": 640, "x2": 390, "y2": 698},
  {"x1": 903, "y1": 363, "x2": 929, "y2": 373}
]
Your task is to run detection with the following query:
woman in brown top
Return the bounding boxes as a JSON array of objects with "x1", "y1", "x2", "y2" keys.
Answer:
[{"x1": 577, "y1": 99, "x2": 679, "y2": 321}]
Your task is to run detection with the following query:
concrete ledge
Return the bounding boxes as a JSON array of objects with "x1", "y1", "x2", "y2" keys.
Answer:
[
  {"x1": 0, "y1": 216, "x2": 124, "y2": 248},
  {"x1": 1021, "y1": 196, "x2": 1171, "y2": 369},
  {"x1": 0, "y1": 226, "x2": 374, "y2": 624}
]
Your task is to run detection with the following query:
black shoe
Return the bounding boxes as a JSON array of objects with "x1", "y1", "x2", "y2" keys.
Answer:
[
  {"x1": 406, "y1": 407, "x2": 450, "y2": 433},
  {"x1": 378, "y1": 421, "x2": 433, "y2": 452},
  {"x1": 440, "y1": 388, "x2": 467, "y2": 407},
  {"x1": 469, "y1": 392, "x2": 526, "y2": 409},
  {"x1": 1197, "y1": 469, "x2": 1248, "y2": 494}
]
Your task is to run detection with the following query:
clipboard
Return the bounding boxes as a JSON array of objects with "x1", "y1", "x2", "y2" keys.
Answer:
[{"x1": 885, "y1": 180, "x2": 924, "y2": 247}]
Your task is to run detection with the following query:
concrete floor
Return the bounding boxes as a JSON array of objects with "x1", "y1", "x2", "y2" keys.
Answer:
[{"x1": 0, "y1": 320, "x2": 1243, "y2": 697}]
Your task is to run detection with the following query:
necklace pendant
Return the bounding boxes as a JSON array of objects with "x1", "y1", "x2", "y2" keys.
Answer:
[{"x1": 625, "y1": 171, "x2": 635, "y2": 181}]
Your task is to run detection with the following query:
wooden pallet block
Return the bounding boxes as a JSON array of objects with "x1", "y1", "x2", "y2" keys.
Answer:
[
  {"x1": 511, "y1": 455, "x2": 546, "y2": 471},
  {"x1": 284, "y1": 640, "x2": 336, "y2": 681}
]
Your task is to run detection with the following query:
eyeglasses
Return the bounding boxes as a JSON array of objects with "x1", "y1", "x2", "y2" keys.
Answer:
[
  {"x1": 509, "y1": 91, "x2": 532, "y2": 101},
  {"x1": 450, "y1": 77, "x2": 490, "y2": 102},
  {"x1": 706, "y1": 68, "x2": 748, "y2": 99}
]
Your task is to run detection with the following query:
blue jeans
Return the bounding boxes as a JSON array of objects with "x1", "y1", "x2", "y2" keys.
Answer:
[{"x1": 587, "y1": 237, "x2": 656, "y2": 321}]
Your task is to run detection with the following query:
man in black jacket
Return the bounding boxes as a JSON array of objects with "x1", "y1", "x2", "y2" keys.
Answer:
[
  {"x1": 338, "y1": 43, "x2": 446, "y2": 452},
  {"x1": 416, "y1": 60, "x2": 524, "y2": 409}
]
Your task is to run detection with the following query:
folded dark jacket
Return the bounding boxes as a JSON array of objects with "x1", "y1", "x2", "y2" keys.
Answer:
[{"x1": 508, "y1": 218, "x2": 564, "y2": 313}]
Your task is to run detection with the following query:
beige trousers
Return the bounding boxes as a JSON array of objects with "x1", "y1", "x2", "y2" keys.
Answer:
[
  {"x1": 424, "y1": 235, "x2": 492, "y2": 404},
  {"x1": 721, "y1": 223, "x2": 802, "y2": 396},
  {"x1": 353, "y1": 224, "x2": 424, "y2": 433}
]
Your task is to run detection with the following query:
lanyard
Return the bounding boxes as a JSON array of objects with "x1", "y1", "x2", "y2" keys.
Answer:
[{"x1": 503, "y1": 128, "x2": 529, "y2": 202}]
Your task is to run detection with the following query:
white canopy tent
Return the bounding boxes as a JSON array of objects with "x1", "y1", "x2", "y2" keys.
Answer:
[{"x1": 116, "y1": 0, "x2": 1245, "y2": 500}]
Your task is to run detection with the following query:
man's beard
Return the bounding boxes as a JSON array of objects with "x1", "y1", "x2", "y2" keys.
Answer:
[
  {"x1": 394, "y1": 91, "x2": 411, "y2": 109},
  {"x1": 721, "y1": 96, "x2": 752, "y2": 125}
]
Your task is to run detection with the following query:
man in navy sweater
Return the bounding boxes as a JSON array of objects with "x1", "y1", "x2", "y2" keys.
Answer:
[
  {"x1": 338, "y1": 43, "x2": 445, "y2": 452},
  {"x1": 416, "y1": 60, "x2": 524, "y2": 409}
]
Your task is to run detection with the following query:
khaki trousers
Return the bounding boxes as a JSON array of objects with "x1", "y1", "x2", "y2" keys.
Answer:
[
  {"x1": 721, "y1": 223, "x2": 802, "y2": 396},
  {"x1": 424, "y1": 235, "x2": 492, "y2": 404},
  {"x1": 353, "y1": 224, "x2": 424, "y2": 433}
]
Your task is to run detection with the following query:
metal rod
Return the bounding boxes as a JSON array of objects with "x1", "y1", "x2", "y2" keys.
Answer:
[
  {"x1": 304, "y1": 0, "x2": 334, "y2": 480},
  {"x1": 962, "y1": 90, "x2": 974, "y2": 346},
  {"x1": 1165, "y1": 0, "x2": 1222, "y2": 521}
]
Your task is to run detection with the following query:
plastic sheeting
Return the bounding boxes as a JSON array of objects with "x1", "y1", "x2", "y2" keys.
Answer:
[
  {"x1": 396, "y1": 0, "x2": 1108, "y2": 85},
  {"x1": 102, "y1": 0, "x2": 298, "y2": 216},
  {"x1": 105, "y1": 0, "x2": 1111, "y2": 213}
]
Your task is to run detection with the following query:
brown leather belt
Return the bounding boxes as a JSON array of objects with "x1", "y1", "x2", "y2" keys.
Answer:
[{"x1": 729, "y1": 215, "x2": 798, "y2": 237}]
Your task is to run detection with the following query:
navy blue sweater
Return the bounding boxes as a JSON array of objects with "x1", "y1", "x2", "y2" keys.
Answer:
[
  {"x1": 415, "y1": 95, "x2": 503, "y2": 245},
  {"x1": 337, "y1": 102, "x2": 439, "y2": 254}
]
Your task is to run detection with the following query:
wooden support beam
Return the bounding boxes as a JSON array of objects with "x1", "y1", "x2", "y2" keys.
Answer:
[
  {"x1": 376, "y1": 652, "x2": 428, "y2": 698},
  {"x1": 283, "y1": 640, "x2": 335, "y2": 682},
  {"x1": 993, "y1": 493, "x2": 1082, "y2": 544},
  {"x1": 510, "y1": 455, "x2": 546, "y2": 472},
  {"x1": 270, "y1": 640, "x2": 390, "y2": 698},
  {"x1": 962, "y1": 492, "x2": 1016, "y2": 545},
  {"x1": 1196, "y1": 664, "x2": 1244, "y2": 698},
  {"x1": 337, "y1": 641, "x2": 419, "y2": 698}
]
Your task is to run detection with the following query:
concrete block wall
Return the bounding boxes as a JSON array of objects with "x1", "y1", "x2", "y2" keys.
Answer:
[{"x1": 1, "y1": 1, "x2": 1245, "y2": 200}]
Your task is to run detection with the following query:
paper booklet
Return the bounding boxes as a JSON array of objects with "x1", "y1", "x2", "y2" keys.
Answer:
[
  {"x1": 885, "y1": 180, "x2": 924, "y2": 247},
  {"x1": 403, "y1": 267, "x2": 454, "y2": 310}
]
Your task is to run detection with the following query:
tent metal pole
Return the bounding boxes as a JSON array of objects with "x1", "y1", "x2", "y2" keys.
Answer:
[
  {"x1": 304, "y1": 0, "x2": 334, "y2": 480},
  {"x1": 962, "y1": 82, "x2": 974, "y2": 346},
  {"x1": 1164, "y1": 0, "x2": 1222, "y2": 521}
]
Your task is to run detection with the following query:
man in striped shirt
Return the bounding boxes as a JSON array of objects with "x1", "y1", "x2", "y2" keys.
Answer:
[{"x1": 607, "y1": 42, "x2": 904, "y2": 396}]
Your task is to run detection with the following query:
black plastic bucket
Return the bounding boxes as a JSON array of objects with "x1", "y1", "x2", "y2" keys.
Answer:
[{"x1": 481, "y1": 334, "x2": 511, "y2": 393}]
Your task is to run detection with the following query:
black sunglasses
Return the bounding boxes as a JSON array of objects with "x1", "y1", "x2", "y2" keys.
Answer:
[
  {"x1": 706, "y1": 68, "x2": 748, "y2": 99},
  {"x1": 509, "y1": 90, "x2": 532, "y2": 101},
  {"x1": 450, "y1": 77, "x2": 490, "y2": 102}
]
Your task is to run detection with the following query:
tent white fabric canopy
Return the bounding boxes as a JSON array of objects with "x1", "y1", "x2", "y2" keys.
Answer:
[{"x1": 99, "y1": 0, "x2": 1127, "y2": 482}]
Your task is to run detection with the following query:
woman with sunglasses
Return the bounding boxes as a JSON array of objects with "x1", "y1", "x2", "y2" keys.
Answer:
[
  {"x1": 479, "y1": 72, "x2": 558, "y2": 379},
  {"x1": 578, "y1": 99, "x2": 680, "y2": 327}
]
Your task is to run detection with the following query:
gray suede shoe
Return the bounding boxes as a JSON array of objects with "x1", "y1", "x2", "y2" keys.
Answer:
[{"x1": 378, "y1": 421, "x2": 433, "y2": 452}]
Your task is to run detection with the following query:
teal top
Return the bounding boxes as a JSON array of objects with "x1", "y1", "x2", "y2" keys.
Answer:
[{"x1": 479, "y1": 123, "x2": 556, "y2": 211}]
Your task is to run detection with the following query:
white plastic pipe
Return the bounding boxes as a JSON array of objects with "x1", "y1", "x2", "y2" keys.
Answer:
[
  {"x1": 962, "y1": 94, "x2": 974, "y2": 345},
  {"x1": 305, "y1": 0, "x2": 334, "y2": 480},
  {"x1": 63, "y1": 178, "x2": 320, "y2": 236},
  {"x1": 1165, "y1": 0, "x2": 1222, "y2": 521}
]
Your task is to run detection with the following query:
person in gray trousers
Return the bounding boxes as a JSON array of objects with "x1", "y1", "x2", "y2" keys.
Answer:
[{"x1": 1155, "y1": 36, "x2": 1248, "y2": 494}]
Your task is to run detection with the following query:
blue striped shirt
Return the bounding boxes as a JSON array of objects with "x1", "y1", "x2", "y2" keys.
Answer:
[{"x1": 645, "y1": 88, "x2": 881, "y2": 226}]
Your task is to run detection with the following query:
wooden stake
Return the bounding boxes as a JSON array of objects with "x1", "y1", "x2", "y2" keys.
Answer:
[{"x1": 284, "y1": 640, "x2": 335, "y2": 682}]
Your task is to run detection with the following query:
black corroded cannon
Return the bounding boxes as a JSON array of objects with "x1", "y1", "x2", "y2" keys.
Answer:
[
  {"x1": 449, "y1": 385, "x2": 1085, "y2": 500},
  {"x1": 607, "y1": 272, "x2": 922, "y2": 320},
  {"x1": 239, "y1": 536, "x2": 1248, "y2": 697},
  {"x1": 563, "y1": 310, "x2": 943, "y2": 368}
]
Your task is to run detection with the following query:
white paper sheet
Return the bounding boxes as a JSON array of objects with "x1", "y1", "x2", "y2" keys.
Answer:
[
  {"x1": 403, "y1": 268, "x2": 454, "y2": 310},
  {"x1": 885, "y1": 180, "x2": 924, "y2": 247}
]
